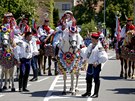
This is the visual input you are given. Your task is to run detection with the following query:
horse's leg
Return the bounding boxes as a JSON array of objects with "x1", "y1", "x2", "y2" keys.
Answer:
[
  {"x1": 128, "y1": 61, "x2": 131, "y2": 78},
  {"x1": 120, "y1": 58, "x2": 124, "y2": 77},
  {"x1": 62, "y1": 73, "x2": 67, "y2": 95},
  {"x1": 54, "y1": 47, "x2": 59, "y2": 75},
  {"x1": 124, "y1": 59, "x2": 128, "y2": 79},
  {"x1": 0, "y1": 68, "x2": 4, "y2": 92},
  {"x1": 75, "y1": 70, "x2": 79, "y2": 92},
  {"x1": 48, "y1": 56, "x2": 52, "y2": 76},
  {"x1": 43, "y1": 56, "x2": 47, "y2": 74},
  {"x1": 70, "y1": 71, "x2": 74, "y2": 91},
  {"x1": 8, "y1": 69, "x2": 11, "y2": 89},
  {"x1": 3, "y1": 68, "x2": 8, "y2": 90},
  {"x1": 37, "y1": 54, "x2": 42, "y2": 75},
  {"x1": 15, "y1": 65, "x2": 19, "y2": 81},
  {"x1": 131, "y1": 62, "x2": 135, "y2": 79},
  {"x1": 70, "y1": 71, "x2": 76, "y2": 95},
  {"x1": 9, "y1": 67, "x2": 15, "y2": 91},
  {"x1": 54, "y1": 61, "x2": 58, "y2": 75}
]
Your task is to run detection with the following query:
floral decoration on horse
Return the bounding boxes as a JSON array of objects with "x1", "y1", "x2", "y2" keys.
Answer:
[
  {"x1": 0, "y1": 25, "x2": 17, "y2": 69},
  {"x1": 63, "y1": 52, "x2": 75, "y2": 67}
]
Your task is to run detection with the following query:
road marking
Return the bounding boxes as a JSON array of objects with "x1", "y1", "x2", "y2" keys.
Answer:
[
  {"x1": 49, "y1": 94, "x2": 82, "y2": 99},
  {"x1": 55, "y1": 83, "x2": 86, "y2": 87},
  {"x1": 54, "y1": 88, "x2": 86, "y2": 91},
  {"x1": 58, "y1": 76, "x2": 85, "y2": 79},
  {"x1": 108, "y1": 54, "x2": 116, "y2": 59},
  {"x1": 36, "y1": 77, "x2": 49, "y2": 83},
  {"x1": 57, "y1": 79, "x2": 86, "y2": 83},
  {"x1": 0, "y1": 95, "x2": 4, "y2": 98},
  {"x1": 43, "y1": 75, "x2": 60, "y2": 101}
]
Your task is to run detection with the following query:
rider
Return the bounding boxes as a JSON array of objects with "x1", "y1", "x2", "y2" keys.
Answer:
[
  {"x1": 38, "y1": 19, "x2": 55, "y2": 75},
  {"x1": 18, "y1": 18, "x2": 31, "y2": 34},
  {"x1": 120, "y1": 18, "x2": 134, "y2": 39},
  {"x1": 56, "y1": 10, "x2": 78, "y2": 31}
]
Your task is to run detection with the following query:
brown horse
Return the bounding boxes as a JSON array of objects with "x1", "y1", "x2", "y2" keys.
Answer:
[
  {"x1": 38, "y1": 33, "x2": 56, "y2": 76},
  {"x1": 119, "y1": 31, "x2": 135, "y2": 79}
]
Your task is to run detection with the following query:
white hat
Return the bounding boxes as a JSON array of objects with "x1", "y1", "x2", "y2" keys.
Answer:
[
  {"x1": 64, "y1": 10, "x2": 73, "y2": 15},
  {"x1": 4, "y1": 12, "x2": 13, "y2": 17}
]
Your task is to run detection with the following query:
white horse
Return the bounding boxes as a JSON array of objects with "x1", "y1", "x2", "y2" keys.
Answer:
[
  {"x1": 57, "y1": 27, "x2": 83, "y2": 95},
  {"x1": 0, "y1": 25, "x2": 20, "y2": 92}
]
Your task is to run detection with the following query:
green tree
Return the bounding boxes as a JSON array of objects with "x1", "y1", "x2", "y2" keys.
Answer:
[
  {"x1": 98, "y1": 0, "x2": 134, "y2": 37},
  {"x1": 73, "y1": 0, "x2": 100, "y2": 25},
  {"x1": 53, "y1": 8, "x2": 59, "y2": 27},
  {"x1": 0, "y1": 0, "x2": 38, "y2": 24},
  {"x1": 80, "y1": 19, "x2": 97, "y2": 37},
  {"x1": 45, "y1": 0, "x2": 54, "y2": 28}
]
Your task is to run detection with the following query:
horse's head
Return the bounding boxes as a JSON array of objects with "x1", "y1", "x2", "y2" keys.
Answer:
[
  {"x1": 69, "y1": 33, "x2": 78, "y2": 53},
  {"x1": 0, "y1": 26, "x2": 12, "y2": 49}
]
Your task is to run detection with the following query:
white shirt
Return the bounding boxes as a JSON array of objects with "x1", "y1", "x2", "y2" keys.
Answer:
[
  {"x1": 38, "y1": 26, "x2": 54, "y2": 37},
  {"x1": 81, "y1": 41, "x2": 108, "y2": 64},
  {"x1": 17, "y1": 39, "x2": 33, "y2": 59},
  {"x1": 31, "y1": 36, "x2": 39, "y2": 56}
]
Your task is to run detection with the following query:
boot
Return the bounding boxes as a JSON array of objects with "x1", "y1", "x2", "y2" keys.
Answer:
[
  {"x1": 48, "y1": 67, "x2": 52, "y2": 76},
  {"x1": 82, "y1": 83, "x2": 92, "y2": 97},
  {"x1": 91, "y1": 81, "x2": 100, "y2": 98},
  {"x1": 19, "y1": 78, "x2": 23, "y2": 92}
]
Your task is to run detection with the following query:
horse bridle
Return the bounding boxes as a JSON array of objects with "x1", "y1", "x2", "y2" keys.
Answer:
[{"x1": 68, "y1": 34, "x2": 78, "y2": 54}]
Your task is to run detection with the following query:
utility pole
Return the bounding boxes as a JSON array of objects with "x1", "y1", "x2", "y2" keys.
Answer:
[
  {"x1": 134, "y1": 0, "x2": 135, "y2": 24},
  {"x1": 104, "y1": 0, "x2": 106, "y2": 36}
]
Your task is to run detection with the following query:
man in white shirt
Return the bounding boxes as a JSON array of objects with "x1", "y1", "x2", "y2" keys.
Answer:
[
  {"x1": 81, "y1": 32, "x2": 108, "y2": 98},
  {"x1": 17, "y1": 32, "x2": 33, "y2": 92}
]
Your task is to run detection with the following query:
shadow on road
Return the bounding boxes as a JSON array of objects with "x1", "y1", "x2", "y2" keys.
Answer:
[
  {"x1": 101, "y1": 76, "x2": 135, "y2": 81},
  {"x1": 23, "y1": 90, "x2": 84, "y2": 98},
  {"x1": 101, "y1": 76, "x2": 123, "y2": 80},
  {"x1": 107, "y1": 88, "x2": 135, "y2": 95}
]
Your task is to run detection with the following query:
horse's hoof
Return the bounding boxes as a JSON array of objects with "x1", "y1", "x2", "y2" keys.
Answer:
[
  {"x1": 62, "y1": 91, "x2": 66, "y2": 95},
  {"x1": 75, "y1": 89, "x2": 79, "y2": 92},
  {"x1": 48, "y1": 72, "x2": 52, "y2": 76},
  {"x1": 3, "y1": 86, "x2": 7, "y2": 90},
  {"x1": 0, "y1": 89, "x2": 3, "y2": 92},
  {"x1": 72, "y1": 92, "x2": 76, "y2": 95},
  {"x1": 69, "y1": 88, "x2": 73, "y2": 92},
  {"x1": 43, "y1": 71, "x2": 46, "y2": 74},
  {"x1": 55, "y1": 71, "x2": 58, "y2": 75},
  {"x1": 9, "y1": 86, "x2": 11, "y2": 88},
  {"x1": 11, "y1": 88, "x2": 16, "y2": 92}
]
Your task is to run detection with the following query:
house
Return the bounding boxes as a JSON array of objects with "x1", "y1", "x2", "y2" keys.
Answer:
[{"x1": 54, "y1": 0, "x2": 76, "y2": 18}]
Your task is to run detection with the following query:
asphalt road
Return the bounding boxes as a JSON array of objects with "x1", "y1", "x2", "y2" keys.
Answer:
[{"x1": 0, "y1": 50, "x2": 135, "y2": 101}]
